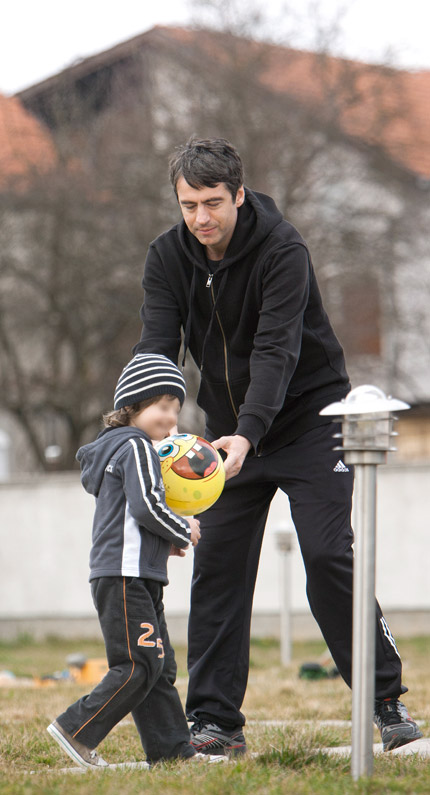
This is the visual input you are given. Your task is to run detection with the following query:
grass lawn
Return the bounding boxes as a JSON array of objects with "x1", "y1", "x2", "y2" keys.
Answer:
[{"x1": 0, "y1": 634, "x2": 429, "y2": 794}]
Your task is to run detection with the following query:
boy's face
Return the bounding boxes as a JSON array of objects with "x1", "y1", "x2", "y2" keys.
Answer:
[
  {"x1": 176, "y1": 176, "x2": 245, "y2": 261},
  {"x1": 130, "y1": 396, "x2": 181, "y2": 441}
]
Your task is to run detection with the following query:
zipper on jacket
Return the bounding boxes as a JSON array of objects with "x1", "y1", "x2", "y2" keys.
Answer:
[
  {"x1": 206, "y1": 273, "x2": 214, "y2": 287},
  {"x1": 209, "y1": 282, "x2": 238, "y2": 420}
]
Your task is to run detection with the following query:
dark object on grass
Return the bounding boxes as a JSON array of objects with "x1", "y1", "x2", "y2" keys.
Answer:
[{"x1": 299, "y1": 662, "x2": 340, "y2": 680}]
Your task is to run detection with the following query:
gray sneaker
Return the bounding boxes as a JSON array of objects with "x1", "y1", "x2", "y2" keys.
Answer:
[
  {"x1": 47, "y1": 720, "x2": 109, "y2": 768},
  {"x1": 374, "y1": 698, "x2": 423, "y2": 751},
  {"x1": 190, "y1": 719, "x2": 247, "y2": 756}
]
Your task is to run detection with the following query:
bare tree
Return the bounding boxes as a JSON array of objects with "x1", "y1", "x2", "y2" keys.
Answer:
[
  {"x1": 0, "y1": 168, "x2": 142, "y2": 468},
  {"x1": 1, "y1": 5, "x2": 427, "y2": 471},
  {"x1": 0, "y1": 57, "x2": 208, "y2": 471}
]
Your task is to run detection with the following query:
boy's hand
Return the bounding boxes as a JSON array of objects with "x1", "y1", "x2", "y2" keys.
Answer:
[
  {"x1": 169, "y1": 544, "x2": 187, "y2": 557},
  {"x1": 187, "y1": 516, "x2": 201, "y2": 546}
]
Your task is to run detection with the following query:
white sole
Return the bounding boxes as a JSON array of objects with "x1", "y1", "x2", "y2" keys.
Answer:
[
  {"x1": 192, "y1": 752, "x2": 230, "y2": 764},
  {"x1": 47, "y1": 723, "x2": 108, "y2": 769}
]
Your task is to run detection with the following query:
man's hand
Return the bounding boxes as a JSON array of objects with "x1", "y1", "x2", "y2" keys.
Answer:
[
  {"x1": 187, "y1": 516, "x2": 201, "y2": 546},
  {"x1": 212, "y1": 434, "x2": 252, "y2": 480}
]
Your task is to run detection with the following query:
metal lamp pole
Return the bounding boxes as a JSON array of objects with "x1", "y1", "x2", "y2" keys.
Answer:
[{"x1": 320, "y1": 385, "x2": 409, "y2": 780}]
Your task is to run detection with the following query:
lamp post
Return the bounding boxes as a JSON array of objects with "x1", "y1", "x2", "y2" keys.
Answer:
[{"x1": 320, "y1": 385, "x2": 409, "y2": 780}]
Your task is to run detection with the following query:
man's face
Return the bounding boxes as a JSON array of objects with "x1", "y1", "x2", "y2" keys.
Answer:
[{"x1": 176, "y1": 176, "x2": 245, "y2": 261}]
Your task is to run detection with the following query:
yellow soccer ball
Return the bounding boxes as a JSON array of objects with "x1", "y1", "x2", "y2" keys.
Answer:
[{"x1": 156, "y1": 433, "x2": 225, "y2": 516}]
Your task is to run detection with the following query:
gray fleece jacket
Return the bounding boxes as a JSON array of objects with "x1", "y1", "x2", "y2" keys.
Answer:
[{"x1": 76, "y1": 426, "x2": 191, "y2": 584}]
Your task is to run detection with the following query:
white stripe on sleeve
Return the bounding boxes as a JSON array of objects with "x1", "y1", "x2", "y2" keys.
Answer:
[{"x1": 129, "y1": 438, "x2": 191, "y2": 540}]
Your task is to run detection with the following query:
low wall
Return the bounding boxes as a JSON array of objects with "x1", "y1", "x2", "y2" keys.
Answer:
[
  {"x1": 0, "y1": 464, "x2": 429, "y2": 642},
  {"x1": 1, "y1": 610, "x2": 429, "y2": 646}
]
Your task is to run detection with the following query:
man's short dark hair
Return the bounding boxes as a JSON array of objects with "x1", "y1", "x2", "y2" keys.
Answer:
[{"x1": 169, "y1": 137, "x2": 244, "y2": 200}]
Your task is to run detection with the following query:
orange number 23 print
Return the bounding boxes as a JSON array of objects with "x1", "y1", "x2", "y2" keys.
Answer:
[{"x1": 138, "y1": 623, "x2": 165, "y2": 658}]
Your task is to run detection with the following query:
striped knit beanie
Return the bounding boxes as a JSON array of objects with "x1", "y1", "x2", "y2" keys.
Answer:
[{"x1": 114, "y1": 354, "x2": 186, "y2": 410}]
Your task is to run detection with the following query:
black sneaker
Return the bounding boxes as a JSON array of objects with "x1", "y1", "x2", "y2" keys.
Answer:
[
  {"x1": 374, "y1": 698, "x2": 423, "y2": 751},
  {"x1": 189, "y1": 719, "x2": 247, "y2": 756}
]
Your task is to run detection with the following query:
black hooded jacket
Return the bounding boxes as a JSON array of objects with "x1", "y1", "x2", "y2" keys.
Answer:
[
  {"x1": 134, "y1": 189, "x2": 350, "y2": 454},
  {"x1": 76, "y1": 426, "x2": 191, "y2": 583}
]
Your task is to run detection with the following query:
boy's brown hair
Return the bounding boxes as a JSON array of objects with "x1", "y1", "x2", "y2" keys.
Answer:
[{"x1": 103, "y1": 394, "x2": 177, "y2": 428}]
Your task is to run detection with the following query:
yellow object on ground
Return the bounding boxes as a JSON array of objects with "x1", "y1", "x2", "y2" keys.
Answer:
[{"x1": 68, "y1": 658, "x2": 108, "y2": 684}]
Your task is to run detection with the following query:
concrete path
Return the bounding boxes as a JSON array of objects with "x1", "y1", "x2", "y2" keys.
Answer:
[
  {"x1": 50, "y1": 738, "x2": 430, "y2": 774},
  {"x1": 322, "y1": 737, "x2": 430, "y2": 758},
  {"x1": 249, "y1": 718, "x2": 430, "y2": 759}
]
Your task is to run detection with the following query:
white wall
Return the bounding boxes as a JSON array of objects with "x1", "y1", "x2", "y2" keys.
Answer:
[{"x1": 0, "y1": 465, "x2": 429, "y2": 639}]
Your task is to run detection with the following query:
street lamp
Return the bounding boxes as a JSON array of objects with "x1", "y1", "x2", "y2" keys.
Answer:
[{"x1": 320, "y1": 385, "x2": 410, "y2": 780}]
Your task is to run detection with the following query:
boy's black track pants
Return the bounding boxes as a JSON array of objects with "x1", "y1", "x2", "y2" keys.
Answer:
[
  {"x1": 57, "y1": 576, "x2": 193, "y2": 762},
  {"x1": 186, "y1": 423, "x2": 403, "y2": 728}
]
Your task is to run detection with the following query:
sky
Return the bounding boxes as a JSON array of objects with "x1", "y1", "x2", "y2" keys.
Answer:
[{"x1": 0, "y1": 0, "x2": 429, "y2": 96}]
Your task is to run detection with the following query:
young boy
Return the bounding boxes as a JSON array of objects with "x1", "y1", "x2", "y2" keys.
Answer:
[{"x1": 47, "y1": 353, "x2": 210, "y2": 768}]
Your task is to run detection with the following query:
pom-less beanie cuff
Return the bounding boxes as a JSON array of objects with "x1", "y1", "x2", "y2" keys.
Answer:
[{"x1": 114, "y1": 354, "x2": 186, "y2": 409}]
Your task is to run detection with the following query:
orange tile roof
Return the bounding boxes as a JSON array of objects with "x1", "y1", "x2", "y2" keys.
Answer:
[
  {"x1": 161, "y1": 27, "x2": 430, "y2": 180},
  {"x1": 0, "y1": 93, "x2": 55, "y2": 186},
  {"x1": 259, "y1": 46, "x2": 430, "y2": 180}
]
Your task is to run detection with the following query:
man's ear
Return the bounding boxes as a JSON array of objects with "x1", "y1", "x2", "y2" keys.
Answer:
[{"x1": 235, "y1": 186, "x2": 245, "y2": 208}]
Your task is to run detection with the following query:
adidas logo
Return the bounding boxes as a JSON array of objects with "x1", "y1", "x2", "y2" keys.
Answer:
[{"x1": 333, "y1": 459, "x2": 349, "y2": 473}]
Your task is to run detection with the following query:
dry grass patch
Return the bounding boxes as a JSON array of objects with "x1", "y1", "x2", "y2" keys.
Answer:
[{"x1": 0, "y1": 635, "x2": 429, "y2": 794}]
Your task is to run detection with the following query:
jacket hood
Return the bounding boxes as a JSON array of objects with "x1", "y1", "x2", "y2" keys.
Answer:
[
  {"x1": 178, "y1": 188, "x2": 283, "y2": 270},
  {"x1": 76, "y1": 426, "x2": 151, "y2": 497}
]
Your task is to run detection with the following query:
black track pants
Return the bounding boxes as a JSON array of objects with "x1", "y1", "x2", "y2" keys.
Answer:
[
  {"x1": 186, "y1": 423, "x2": 403, "y2": 728},
  {"x1": 57, "y1": 577, "x2": 193, "y2": 762}
]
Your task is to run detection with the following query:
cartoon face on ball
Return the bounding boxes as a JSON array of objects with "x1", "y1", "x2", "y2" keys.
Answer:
[
  {"x1": 157, "y1": 434, "x2": 219, "y2": 479},
  {"x1": 156, "y1": 433, "x2": 225, "y2": 516}
]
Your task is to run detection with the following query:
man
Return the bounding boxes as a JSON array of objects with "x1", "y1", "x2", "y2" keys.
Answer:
[{"x1": 134, "y1": 137, "x2": 421, "y2": 755}]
